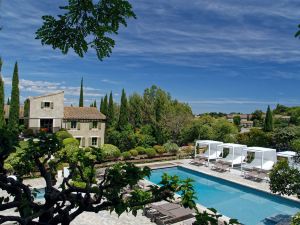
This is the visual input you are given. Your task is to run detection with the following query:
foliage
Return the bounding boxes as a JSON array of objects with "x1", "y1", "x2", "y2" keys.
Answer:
[
  {"x1": 121, "y1": 151, "x2": 131, "y2": 160},
  {"x1": 163, "y1": 142, "x2": 179, "y2": 154},
  {"x1": 291, "y1": 212, "x2": 300, "y2": 225},
  {"x1": 233, "y1": 115, "x2": 241, "y2": 126},
  {"x1": 291, "y1": 139, "x2": 300, "y2": 163},
  {"x1": 134, "y1": 146, "x2": 146, "y2": 155},
  {"x1": 101, "y1": 94, "x2": 108, "y2": 115},
  {"x1": 269, "y1": 160, "x2": 300, "y2": 197},
  {"x1": 101, "y1": 144, "x2": 121, "y2": 159},
  {"x1": 8, "y1": 62, "x2": 19, "y2": 133},
  {"x1": 129, "y1": 149, "x2": 138, "y2": 157},
  {"x1": 251, "y1": 109, "x2": 264, "y2": 127},
  {"x1": 271, "y1": 127, "x2": 298, "y2": 151},
  {"x1": 107, "y1": 91, "x2": 115, "y2": 126},
  {"x1": 79, "y1": 77, "x2": 84, "y2": 107},
  {"x1": 180, "y1": 146, "x2": 194, "y2": 156},
  {"x1": 56, "y1": 130, "x2": 73, "y2": 142},
  {"x1": 237, "y1": 128, "x2": 271, "y2": 147},
  {"x1": 193, "y1": 208, "x2": 239, "y2": 225},
  {"x1": 22, "y1": 128, "x2": 34, "y2": 138},
  {"x1": 128, "y1": 93, "x2": 144, "y2": 128},
  {"x1": 118, "y1": 89, "x2": 129, "y2": 130},
  {"x1": 153, "y1": 145, "x2": 166, "y2": 154},
  {"x1": 273, "y1": 104, "x2": 289, "y2": 115},
  {"x1": 0, "y1": 70, "x2": 4, "y2": 128},
  {"x1": 264, "y1": 105, "x2": 273, "y2": 132},
  {"x1": 145, "y1": 148, "x2": 156, "y2": 158},
  {"x1": 212, "y1": 118, "x2": 238, "y2": 143},
  {"x1": 63, "y1": 137, "x2": 79, "y2": 146},
  {"x1": 36, "y1": 0, "x2": 136, "y2": 60}
]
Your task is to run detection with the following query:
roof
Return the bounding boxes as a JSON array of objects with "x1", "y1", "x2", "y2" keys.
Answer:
[
  {"x1": 64, "y1": 107, "x2": 106, "y2": 120},
  {"x1": 29, "y1": 91, "x2": 64, "y2": 100},
  {"x1": 4, "y1": 105, "x2": 24, "y2": 119},
  {"x1": 218, "y1": 143, "x2": 247, "y2": 148},
  {"x1": 195, "y1": 140, "x2": 223, "y2": 145},
  {"x1": 246, "y1": 147, "x2": 276, "y2": 152},
  {"x1": 277, "y1": 151, "x2": 296, "y2": 158}
]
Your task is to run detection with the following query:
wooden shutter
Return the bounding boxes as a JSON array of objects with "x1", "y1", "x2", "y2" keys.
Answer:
[
  {"x1": 50, "y1": 102, "x2": 54, "y2": 109},
  {"x1": 82, "y1": 138, "x2": 85, "y2": 147},
  {"x1": 97, "y1": 122, "x2": 101, "y2": 129},
  {"x1": 77, "y1": 122, "x2": 80, "y2": 130},
  {"x1": 66, "y1": 122, "x2": 71, "y2": 130},
  {"x1": 97, "y1": 138, "x2": 101, "y2": 147},
  {"x1": 89, "y1": 122, "x2": 92, "y2": 130},
  {"x1": 41, "y1": 102, "x2": 44, "y2": 109},
  {"x1": 89, "y1": 137, "x2": 92, "y2": 146}
]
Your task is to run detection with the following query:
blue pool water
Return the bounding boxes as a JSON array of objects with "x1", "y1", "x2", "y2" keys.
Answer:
[{"x1": 148, "y1": 166, "x2": 300, "y2": 225}]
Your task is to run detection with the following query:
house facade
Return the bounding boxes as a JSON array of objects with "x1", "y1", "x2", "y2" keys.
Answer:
[{"x1": 24, "y1": 91, "x2": 106, "y2": 147}]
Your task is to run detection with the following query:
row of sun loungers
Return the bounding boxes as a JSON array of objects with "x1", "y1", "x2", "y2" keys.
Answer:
[
  {"x1": 144, "y1": 202, "x2": 195, "y2": 225},
  {"x1": 211, "y1": 160, "x2": 232, "y2": 172},
  {"x1": 243, "y1": 168, "x2": 269, "y2": 181}
]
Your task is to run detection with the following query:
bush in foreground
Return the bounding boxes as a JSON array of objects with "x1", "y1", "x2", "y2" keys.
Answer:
[
  {"x1": 101, "y1": 144, "x2": 121, "y2": 159},
  {"x1": 145, "y1": 148, "x2": 156, "y2": 158}
]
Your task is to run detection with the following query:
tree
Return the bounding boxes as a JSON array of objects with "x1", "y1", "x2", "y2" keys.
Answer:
[
  {"x1": 8, "y1": 62, "x2": 19, "y2": 132},
  {"x1": 35, "y1": 0, "x2": 136, "y2": 60},
  {"x1": 102, "y1": 94, "x2": 108, "y2": 115},
  {"x1": 100, "y1": 97, "x2": 104, "y2": 112},
  {"x1": 6, "y1": 98, "x2": 10, "y2": 105},
  {"x1": 79, "y1": 77, "x2": 84, "y2": 107},
  {"x1": 233, "y1": 115, "x2": 241, "y2": 126},
  {"x1": 251, "y1": 109, "x2": 263, "y2": 127},
  {"x1": 93, "y1": 100, "x2": 97, "y2": 108},
  {"x1": 128, "y1": 93, "x2": 143, "y2": 128},
  {"x1": 264, "y1": 105, "x2": 273, "y2": 132},
  {"x1": 0, "y1": 58, "x2": 4, "y2": 128},
  {"x1": 118, "y1": 89, "x2": 128, "y2": 130},
  {"x1": 0, "y1": 131, "x2": 197, "y2": 225},
  {"x1": 107, "y1": 91, "x2": 115, "y2": 126}
]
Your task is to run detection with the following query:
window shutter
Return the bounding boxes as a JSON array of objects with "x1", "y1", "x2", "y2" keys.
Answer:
[
  {"x1": 82, "y1": 138, "x2": 85, "y2": 147},
  {"x1": 77, "y1": 122, "x2": 80, "y2": 130},
  {"x1": 97, "y1": 138, "x2": 101, "y2": 147},
  {"x1": 97, "y1": 122, "x2": 101, "y2": 129},
  {"x1": 89, "y1": 137, "x2": 92, "y2": 146},
  {"x1": 89, "y1": 122, "x2": 92, "y2": 130},
  {"x1": 50, "y1": 102, "x2": 54, "y2": 109},
  {"x1": 66, "y1": 122, "x2": 71, "y2": 130},
  {"x1": 41, "y1": 102, "x2": 44, "y2": 109}
]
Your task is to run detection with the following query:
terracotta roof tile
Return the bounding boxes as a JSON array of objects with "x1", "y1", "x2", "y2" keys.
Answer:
[{"x1": 64, "y1": 107, "x2": 106, "y2": 120}]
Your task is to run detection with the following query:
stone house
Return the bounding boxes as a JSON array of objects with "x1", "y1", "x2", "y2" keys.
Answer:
[{"x1": 22, "y1": 91, "x2": 106, "y2": 147}]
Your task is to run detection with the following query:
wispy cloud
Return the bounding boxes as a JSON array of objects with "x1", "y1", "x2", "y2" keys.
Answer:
[{"x1": 186, "y1": 98, "x2": 300, "y2": 105}]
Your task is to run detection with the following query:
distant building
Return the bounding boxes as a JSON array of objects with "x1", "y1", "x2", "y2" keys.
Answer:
[{"x1": 5, "y1": 91, "x2": 106, "y2": 148}]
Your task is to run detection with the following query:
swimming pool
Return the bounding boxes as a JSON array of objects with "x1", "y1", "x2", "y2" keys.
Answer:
[{"x1": 148, "y1": 166, "x2": 300, "y2": 225}]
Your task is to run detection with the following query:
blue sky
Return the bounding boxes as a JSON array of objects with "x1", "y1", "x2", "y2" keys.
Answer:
[{"x1": 1, "y1": 0, "x2": 300, "y2": 114}]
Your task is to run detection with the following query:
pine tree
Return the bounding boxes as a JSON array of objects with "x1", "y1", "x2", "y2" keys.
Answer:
[
  {"x1": 79, "y1": 77, "x2": 84, "y2": 107},
  {"x1": 118, "y1": 89, "x2": 128, "y2": 130},
  {"x1": 93, "y1": 100, "x2": 97, "y2": 108},
  {"x1": 107, "y1": 91, "x2": 115, "y2": 126},
  {"x1": 102, "y1": 94, "x2": 108, "y2": 115},
  {"x1": 0, "y1": 58, "x2": 5, "y2": 128},
  {"x1": 8, "y1": 62, "x2": 20, "y2": 132},
  {"x1": 7, "y1": 98, "x2": 10, "y2": 105},
  {"x1": 100, "y1": 97, "x2": 104, "y2": 112},
  {"x1": 264, "y1": 105, "x2": 273, "y2": 132}
]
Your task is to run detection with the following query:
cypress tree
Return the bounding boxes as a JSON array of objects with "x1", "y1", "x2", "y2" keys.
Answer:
[
  {"x1": 102, "y1": 94, "x2": 108, "y2": 115},
  {"x1": 93, "y1": 100, "x2": 97, "y2": 108},
  {"x1": 7, "y1": 98, "x2": 10, "y2": 105},
  {"x1": 8, "y1": 62, "x2": 20, "y2": 132},
  {"x1": 107, "y1": 91, "x2": 115, "y2": 125},
  {"x1": 118, "y1": 89, "x2": 128, "y2": 130},
  {"x1": 0, "y1": 58, "x2": 4, "y2": 128},
  {"x1": 264, "y1": 105, "x2": 273, "y2": 132},
  {"x1": 100, "y1": 97, "x2": 104, "y2": 112},
  {"x1": 79, "y1": 77, "x2": 84, "y2": 107}
]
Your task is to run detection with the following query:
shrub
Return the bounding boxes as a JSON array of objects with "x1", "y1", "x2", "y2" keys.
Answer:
[
  {"x1": 101, "y1": 144, "x2": 121, "y2": 159},
  {"x1": 180, "y1": 146, "x2": 194, "y2": 155},
  {"x1": 122, "y1": 151, "x2": 131, "y2": 160},
  {"x1": 153, "y1": 145, "x2": 166, "y2": 154},
  {"x1": 135, "y1": 146, "x2": 146, "y2": 155},
  {"x1": 129, "y1": 149, "x2": 138, "y2": 157},
  {"x1": 145, "y1": 148, "x2": 156, "y2": 158},
  {"x1": 292, "y1": 212, "x2": 300, "y2": 225},
  {"x1": 56, "y1": 130, "x2": 72, "y2": 142},
  {"x1": 163, "y1": 142, "x2": 179, "y2": 154},
  {"x1": 23, "y1": 129, "x2": 34, "y2": 138},
  {"x1": 63, "y1": 138, "x2": 79, "y2": 146}
]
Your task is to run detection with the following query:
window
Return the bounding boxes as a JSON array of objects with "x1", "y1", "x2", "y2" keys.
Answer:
[
  {"x1": 76, "y1": 137, "x2": 81, "y2": 146},
  {"x1": 92, "y1": 121, "x2": 98, "y2": 129},
  {"x1": 71, "y1": 121, "x2": 77, "y2": 129},
  {"x1": 92, "y1": 137, "x2": 97, "y2": 146},
  {"x1": 44, "y1": 102, "x2": 50, "y2": 108}
]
